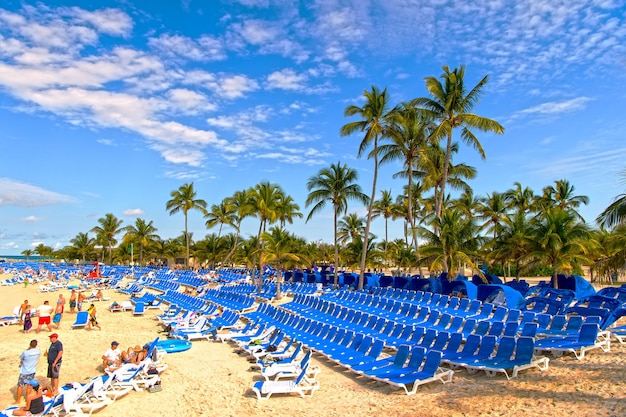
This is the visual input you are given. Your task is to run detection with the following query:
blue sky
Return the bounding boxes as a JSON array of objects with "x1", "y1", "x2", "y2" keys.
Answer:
[{"x1": 1, "y1": 0, "x2": 625, "y2": 256}]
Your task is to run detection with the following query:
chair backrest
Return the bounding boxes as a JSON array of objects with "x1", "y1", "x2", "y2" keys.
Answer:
[
  {"x1": 432, "y1": 331, "x2": 450, "y2": 351},
  {"x1": 520, "y1": 322, "x2": 538, "y2": 338},
  {"x1": 503, "y1": 321, "x2": 519, "y2": 337},
  {"x1": 367, "y1": 339, "x2": 385, "y2": 359},
  {"x1": 473, "y1": 321, "x2": 490, "y2": 336},
  {"x1": 565, "y1": 315, "x2": 584, "y2": 331},
  {"x1": 444, "y1": 332, "x2": 464, "y2": 354},
  {"x1": 461, "y1": 335, "x2": 481, "y2": 356},
  {"x1": 448, "y1": 316, "x2": 465, "y2": 333},
  {"x1": 420, "y1": 350, "x2": 444, "y2": 375},
  {"x1": 476, "y1": 335, "x2": 497, "y2": 358},
  {"x1": 357, "y1": 336, "x2": 373, "y2": 354},
  {"x1": 548, "y1": 315, "x2": 567, "y2": 331},
  {"x1": 578, "y1": 323, "x2": 599, "y2": 344},
  {"x1": 393, "y1": 345, "x2": 411, "y2": 367},
  {"x1": 514, "y1": 336, "x2": 535, "y2": 362},
  {"x1": 409, "y1": 326, "x2": 426, "y2": 343},
  {"x1": 419, "y1": 329, "x2": 438, "y2": 348},
  {"x1": 74, "y1": 311, "x2": 89, "y2": 324},
  {"x1": 488, "y1": 321, "x2": 505, "y2": 338},
  {"x1": 494, "y1": 336, "x2": 516, "y2": 360},
  {"x1": 406, "y1": 346, "x2": 427, "y2": 369}
]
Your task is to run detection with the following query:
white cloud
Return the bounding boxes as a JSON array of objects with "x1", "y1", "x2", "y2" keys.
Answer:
[
  {"x1": 122, "y1": 208, "x2": 144, "y2": 216},
  {"x1": 67, "y1": 7, "x2": 133, "y2": 36},
  {"x1": 517, "y1": 97, "x2": 592, "y2": 115},
  {"x1": 21, "y1": 215, "x2": 44, "y2": 222},
  {"x1": 215, "y1": 74, "x2": 259, "y2": 99},
  {"x1": 266, "y1": 68, "x2": 307, "y2": 90},
  {"x1": 148, "y1": 34, "x2": 226, "y2": 62},
  {"x1": 0, "y1": 178, "x2": 76, "y2": 207}
]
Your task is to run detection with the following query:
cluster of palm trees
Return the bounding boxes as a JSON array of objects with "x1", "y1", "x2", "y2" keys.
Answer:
[{"x1": 20, "y1": 65, "x2": 626, "y2": 290}]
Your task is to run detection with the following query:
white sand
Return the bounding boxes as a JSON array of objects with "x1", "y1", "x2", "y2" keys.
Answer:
[{"x1": 0, "y1": 274, "x2": 625, "y2": 417}]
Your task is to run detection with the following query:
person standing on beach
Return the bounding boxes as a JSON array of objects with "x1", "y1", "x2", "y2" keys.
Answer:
[
  {"x1": 19, "y1": 300, "x2": 29, "y2": 325},
  {"x1": 69, "y1": 290, "x2": 77, "y2": 313},
  {"x1": 86, "y1": 303, "x2": 101, "y2": 330},
  {"x1": 23, "y1": 305, "x2": 33, "y2": 333},
  {"x1": 77, "y1": 291, "x2": 86, "y2": 312},
  {"x1": 14, "y1": 340, "x2": 41, "y2": 404},
  {"x1": 44, "y1": 333, "x2": 63, "y2": 395},
  {"x1": 35, "y1": 301, "x2": 53, "y2": 333}
]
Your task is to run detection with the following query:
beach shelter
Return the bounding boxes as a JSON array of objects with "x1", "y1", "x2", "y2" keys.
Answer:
[
  {"x1": 557, "y1": 275, "x2": 596, "y2": 300},
  {"x1": 444, "y1": 279, "x2": 479, "y2": 300},
  {"x1": 477, "y1": 284, "x2": 526, "y2": 309}
]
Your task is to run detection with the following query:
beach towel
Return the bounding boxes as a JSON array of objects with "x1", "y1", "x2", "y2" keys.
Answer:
[{"x1": 23, "y1": 312, "x2": 32, "y2": 332}]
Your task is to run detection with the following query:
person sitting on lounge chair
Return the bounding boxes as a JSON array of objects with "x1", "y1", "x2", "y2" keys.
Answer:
[
  {"x1": 102, "y1": 341, "x2": 122, "y2": 372},
  {"x1": 12, "y1": 379, "x2": 44, "y2": 416}
]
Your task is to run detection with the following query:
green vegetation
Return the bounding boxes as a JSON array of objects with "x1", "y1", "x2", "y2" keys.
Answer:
[{"x1": 42, "y1": 65, "x2": 623, "y2": 285}]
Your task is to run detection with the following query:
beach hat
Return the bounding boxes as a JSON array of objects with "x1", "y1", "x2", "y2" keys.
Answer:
[
  {"x1": 133, "y1": 345, "x2": 142, "y2": 352},
  {"x1": 27, "y1": 379, "x2": 39, "y2": 387},
  {"x1": 111, "y1": 341, "x2": 119, "y2": 346},
  {"x1": 49, "y1": 333, "x2": 58, "y2": 339}
]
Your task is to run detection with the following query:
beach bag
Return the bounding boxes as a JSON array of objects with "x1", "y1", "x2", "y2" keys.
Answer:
[
  {"x1": 266, "y1": 345, "x2": 278, "y2": 352},
  {"x1": 249, "y1": 339, "x2": 262, "y2": 346}
]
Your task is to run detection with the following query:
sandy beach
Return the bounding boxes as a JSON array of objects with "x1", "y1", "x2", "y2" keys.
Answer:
[{"x1": 1, "y1": 274, "x2": 625, "y2": 417}]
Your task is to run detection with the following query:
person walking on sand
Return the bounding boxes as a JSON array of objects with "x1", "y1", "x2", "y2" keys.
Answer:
[
  {"x1": 35, "y1": 301, "x2": 53, "y2": 333},
  {"x1": 14, "y1": 340, "x2": 41, "y2": 404},
  {"x1": 86, "y1": 304, "x2": 101, "y2": 330},
  {"x1": 52, "y1": 301, "x2": 63, "y2": 329},
  {"x1": 44, "y1": 333, "x2": 63, "y2": 395}
]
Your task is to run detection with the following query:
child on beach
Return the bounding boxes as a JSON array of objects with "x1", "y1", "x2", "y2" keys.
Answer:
[{"x1": 86, "y1": 304, "x2": 101, "y2": 330}]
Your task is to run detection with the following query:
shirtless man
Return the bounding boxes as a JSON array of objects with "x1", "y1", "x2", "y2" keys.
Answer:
[
  {"x1": 19, "y1": 300, "x2": 29, "y2": 325},
  {"x1": 69, "y1": 290, "x2": 77, "y2": 313}
]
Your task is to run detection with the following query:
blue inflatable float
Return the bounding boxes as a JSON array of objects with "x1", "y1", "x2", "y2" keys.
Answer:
[{"x1": 156, "y1": 339, "x2": 192, "y2": 353}]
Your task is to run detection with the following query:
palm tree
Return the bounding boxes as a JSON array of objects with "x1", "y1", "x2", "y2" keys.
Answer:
[
  {"x1": 527, "y1": 207, "x2": 592, "y2": 288},
  {"x1": 453, "y1": 189, "x2": 481, "y2": 219},
  {"x1": 123, "y1": 218, "x2": 159, "y2": 266},
  {"x1": 305, "y1": 162, "x2": 369, "y2": 289},
  {"x1": 166, "y1": 183, "x2": 207, "y2": 269},
  {"x1": 478, "y1": 192, "x2": 508, "y2": 242},
  {"x1": 261, "y1": 226, "x2": 301, "y2": 299},
  {"x1": 69, "y1": 232, "x2": 95, "y2": 262},
  {"x1": 205, "y1": 200, "x2": 236, "y2": 239},
  {"x1": 21, "y1": 249, "x2": 34, "y2": 261},
  {"x1": 249, "y1": 181, "x2": 283, "y2": 288},
  {"x1": 413, "y1": 64, "x2": 504, "y2": 221},
  {"x1": 337, "y1": 213, "x2": 366, "y2": 245},
  {"x1": 597, "y1": 169, "x2": 626, "y2": 228},
  {"x1": 379, "y1": 103, "x2": 432, "y2": 257},
  {"x1": 90, "y1": 213, "x2": 123, "y2": 264},
  {"x1": 222, "y1": 190, "x2": 254, "y2": 265},
  {"x1": 276, "y1": 194, "x2": 303, "y2": 227},
  {"x1": 340, "y1": 85, "x2": 394, "y2": 290},
  {"x1": 418, "y1": 209, "x2": 484, "y2": 279},
  {"x1": 542, "y1": 179, "x2": 589, "y2": 221},
  {"x1": 504, "y1": 181, "x2": 536, "y2": 213},
  {"x1": 490, "y1": 209, "x2": 534, "y2": 280},
  {"x1": 371, "y1": 189, "x2": 395, "y2": 252}
]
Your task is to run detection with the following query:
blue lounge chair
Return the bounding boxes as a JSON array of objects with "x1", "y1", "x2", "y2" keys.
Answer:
[
  {"x1": 133, "y1": 302, "x2": 145, "y2": 316},
  {"x1": 534, "y1": 323, "x2": 610, "y2": 360},
  {"x1": 71, "y1": 311, "x2": 89, "y2": 329},
  {"x1": 377, "y1": 350, "x2": 454, "y2": 395},
  {"x1": 252, "y1": 360, "x2": 320, "y2": 400}
]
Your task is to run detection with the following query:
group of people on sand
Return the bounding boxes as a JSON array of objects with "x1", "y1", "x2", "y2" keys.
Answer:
[
  {"x1": 101, "y1": 341, "x2": 150, "y2": 373},
  {"x1": 12, "y1": 334, "x2": 63, "y2": 415},
  {"x1": 18, "y1": 290, "x2": 104, "y2": 333}
]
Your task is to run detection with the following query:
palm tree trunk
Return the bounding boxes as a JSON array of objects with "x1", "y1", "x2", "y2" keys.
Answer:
[
  {"x1": 184, "y1": 212, "x2": 189, "y2": 269},
  {"x1": 333, "y1": 207, "x2": 339, "y2": 289},
  {"x1": 437, "y1": 133, "x2": 453, "y2": 273},
  {"x1": 223, "y1": 222, "x2": 241, "y2": 265},
  {"x1": 359, "y1": 138, "x2": 378, "y2": 290},
  {"x1": 407, "y1": 163, "x2": 423, "y2": 277}
]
